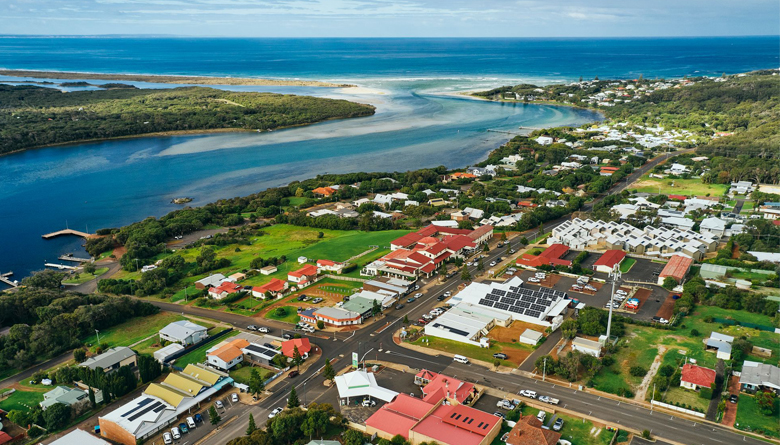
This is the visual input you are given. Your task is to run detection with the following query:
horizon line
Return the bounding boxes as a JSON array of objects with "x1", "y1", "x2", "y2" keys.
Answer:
[{"x1": 0, "y1": 34, "x2": 778, "y2": 39}]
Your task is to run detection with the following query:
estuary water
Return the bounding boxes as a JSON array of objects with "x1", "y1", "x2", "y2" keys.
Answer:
[{"x1": 0, "y1": 36, "x2": 777, "y2": 283}]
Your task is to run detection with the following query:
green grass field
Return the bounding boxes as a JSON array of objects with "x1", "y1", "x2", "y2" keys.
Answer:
[
  {"x1": 735, "y1": 393, "x2": 780, "y2": 437},
  {"x1": 82, "y1": 312, "x2": 186, "y2": 350},
  {"x1": 619, "y1": 258, "x2": 636, "y2": 273},
  {"x1": 592, "y1": 325, "x2": 661, "y2": 394},
  {"x1": 0, "y1": 389, "x2": 45, "y2": 412},
  {"x1": 175, "y1": 329, "x2": 237, "y2": 368},
  {"x1": 264, "y1": 306, "x2": 301, "y2": 324},
  {"x1": 662, "y1": 387, "x2": 709, "y2": 412},
  {"x1": 409, "y1": 334, "x2": 532, "y2": 367},
  {"x1": 632, "y1": 175, "x2": 729, "y2": 196},
  {"x1": 555, "y1": 413, "x2": 614, "y2": 445},
  {"x1": 63, "y1": 267, "x2": 109, "y2": 284}
]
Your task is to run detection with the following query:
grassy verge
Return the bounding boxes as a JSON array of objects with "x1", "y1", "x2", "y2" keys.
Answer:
[
  {"x1": 661, "y1": 387, "x2": 710, "y2": 412},
  {"x1": 175, "y1": 329, "x2": 237, "y2": 368},
  {"x1": 735, "y1": 393, "x2": 780, "y2": 438},
  {"x1": 408, "y1": 335, "x2": 532, "y2": 367},
  {"x1": 63, "y1": 267, "x2": 109, "y2": 284},
  {"x1": 619, "y1": 258, "x2": 636, "y2": 273},
  {"x1": 632, "y1": 175, "x2": 729, "y2": 196},
  {"x1": 264, "y1": 306, "x2": 301, "y2": 324},
  {"x1": 555, "y1": 413, "x2": 614, "y2": 445}
]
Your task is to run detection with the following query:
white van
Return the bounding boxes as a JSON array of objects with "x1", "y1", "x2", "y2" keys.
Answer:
[{"x1": 453, "y1": 355, "x2": 469, "y2": 364}]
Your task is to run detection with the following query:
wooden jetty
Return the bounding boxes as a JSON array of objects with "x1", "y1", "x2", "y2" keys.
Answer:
[
  {"x1": 0, "y1": 272, "x2": 17, "y2": 288},
  {"x1": 44, "y1": 263, "x2": 77, "y2": 271},
  {"x1": 42, "y1": 229, "x2": 94, "y2": 239}
]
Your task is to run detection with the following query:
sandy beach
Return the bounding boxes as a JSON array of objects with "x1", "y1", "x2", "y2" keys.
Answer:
[{"x1": 0, "y1": 69, "x2": 354, "y2": 88}]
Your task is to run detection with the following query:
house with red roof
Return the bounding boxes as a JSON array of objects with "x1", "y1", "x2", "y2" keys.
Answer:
[
  {"x1": 657, "y1": 254, "x2": 693, "y2": 286},
  {"x1": 316, "y1": 259, "x2": 345, "y2": 274},
  {"x1": 0, "y1": 432, "x2": 13, "y2": 445},
  {"x1": 518, "y1": 201, "x2": 538, "y2": 208},
  {"x1": 668, "y1": 194, "x2": 687, "y2": 201},
  {"x1": 312, "y1": 186, "x2": 337, "y2": 197},
  {"x1": 250, "y1": 278, "x2": 288, "y2": 299},
  {"x1": 281, "y1": 338, "x2": 311, "y2": 358},
  {"x1": 366, "y1": 392, "x2": 501, "y2": 445},
  {"x1": 593, "y1": 250, "x2": 627, "y2": 273},
  {"x1": 414, "y1": 370, "x2": 478, "y2": 405},
  {"x1": 681, "y1": 363, "x2": 716, "y2": 391},
  {"x1": 288, "y1": 264, "x2": 319, "y2": 284},
  {"x1": 505, "y1": 414, "x2": 561, "y2": 445},
  {"x1": 207, "y1": 281, "x2": 242, "y2": 300},
  {"x1": 516, "y1": 244, "x2": 572, "y2": 269}
]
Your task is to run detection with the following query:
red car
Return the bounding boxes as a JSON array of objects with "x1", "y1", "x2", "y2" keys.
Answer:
[{"x1": 418, "y1": 318, "x2": 429, "y2": 325}]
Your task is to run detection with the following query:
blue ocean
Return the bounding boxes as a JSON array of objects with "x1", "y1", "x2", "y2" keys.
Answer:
[{"x1": 0, "y1": 36, "x2": 777, "y2": 284}]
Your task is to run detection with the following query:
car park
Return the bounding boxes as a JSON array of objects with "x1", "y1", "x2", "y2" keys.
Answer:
[
  {"x1": 553, "y1": 418, "x2": 564, "y2": 431},
  {"x1": 247, "y1": 325, "x2": 258, "y2": 331},
  {"x1": 163, "y1": 433, "x2": 173, "y2": 444},
  {"x1": 493, "y1": 353, "x2": 508, "y2": 360},
  {"x1": 288, "y1": 370, "x2": 300, "y2": 378},
  {"x1": 171, "y1": 427, "x2": 181, "y2": 440},
  {"x1": 231, "y1": 393, "x2": 239, "y2": 403},
  {"x1": 518, "y1": 389, "x2": 537, "y2": 399},
  {"x1": 178, "y1": 423, "x2": 189, "y2": 434},
  {"x1": 186, "y1": 417, "x2": 196, "y2": 429},
  {"x1": 268, "y1": 407, "x2": 284, "y2": 418}
]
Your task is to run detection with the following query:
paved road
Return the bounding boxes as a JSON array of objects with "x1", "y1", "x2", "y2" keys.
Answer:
[{"x1": 0, "y1": 350, "x2": 73, "y2": 390}]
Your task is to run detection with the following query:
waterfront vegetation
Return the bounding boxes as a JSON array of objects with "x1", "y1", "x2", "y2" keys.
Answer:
[
  {"x1": 62, "y1": 267, "x2": 109, "y2": 284},
  {"x1": 0, "y1": 84, "x2": 375, "y2": 154}
]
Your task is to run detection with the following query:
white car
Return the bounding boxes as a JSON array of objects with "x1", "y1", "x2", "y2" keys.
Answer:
[
  {"x1": 258, "y1": 327, "x2": 269, "y2": 333},
  {"x1": 414, "y1": 293, "x2": 423, "y2": 298},
  {"x1": 518, "y1": 389, "x2": 537, "y2": 399},
  {"x1": 231, "y1": 393, "x2": 239, "y2": 403},
  {"x1": 171, "y1": 427, "x2": 181, "y2": 440},
  {"x1": 489, "y1": 261, "x2": 497, "y2": 267},
  {"x1": 616, "y1": 290, "x2": 627, "y2": 295},
  {"x1": 443, "y1": 291, "x2": 452, "y2": 297},
  {"x1": 268, "y1": 407, "x2": 284, "y2": 418},
  {"x1": 362, "y1": 399, "x2": 377, "y2": 407},
  {"x1": 163, "y1": 432, "x2": 173, "y2": 445},
  {"x1": 215, "y1": 400, "x2": 224, "y2": 409},
  {"x1": 527, "y1": 278, "x2": 540, "y2": 283},
  {"x1": 536, "y1": 410, "x2": 546, "y2": 423}
]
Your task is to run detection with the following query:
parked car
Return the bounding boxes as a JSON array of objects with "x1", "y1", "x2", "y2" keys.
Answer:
[
  {"x1": 437, "y1": 295, "x2": 446, "y2": 301},
  {"x1": 312, "y1": 297, "x2": 323, "y2": 304},
  {"x1": 443, "y1": 291, "x2": 452, "y2": 297},
  {"x1": 362, "y1": 398, "x2": 377, "y2": 407},
  {"x1": 407, "y1": 297, "x2": 416, "y2": 303},
  {"x1": 528, "y1": 278, "x2": 540, "y2": 283},
  {"x1": 193, "y1": 413, "x2": 203, "y2": 423},
  {"x1": 418, "y1": 318, "x2": 429, "y2": 325},
  {"x1": 493, "y1": 411, "x2": 505, "y2": 419},
  {"x1": 258, "y1": 326, "x2": 270, "y2": 333},
  {"x1": 282, "y1": 333, "x2": 293, "y2": 340},
  {"x1": 395, "y1": 304, "x2": 405, "y2": 310},
  {"x1": 493, "y1": 353, "x2": 508, "y2": 360},
  {"x1": 163, "y1": 432, "x2": 173, "y2": 444},
  {"x1": 186, "y1": 417, "x2": 196, "y2": 429},
  {"x1": 729, "y1": 394, "x2": 739, "y2": 403},
  {"x1": 536, "y1": 411, "x2": 546, "y2": 423},
  {"x1": 288, "y1": 370, "x2": 300, "y2": 378},
  {"x1": 247, "y1": 325, "x2": 259, "y2": 331},
  {"x1": 268, "y1": 407, "x2": 284, "y2": 419},
  {"x1": 538, "y1": 395, "x2": 560, "y2": 405},
  {"x1": 231, "y1": 393, "x2": 239, "y2": 403},
  {"x1": 178, "y1": 423, "x2": 188, "y2": 434},
  {"x1": 297, "y1": 295, "x2": 307, "y2": 301},
  {"x1": 553, "y1": 417, "x2": 565, "y2": 431},
  {"x1": 496, "y1": 399, "x2": 515, "y2": 410},
  {"x1": 171, "y1": 427, "x2": 181, "y2": 440},
  {"x1": 518, "y1": 389, "x2": 537, "y2": 399},
  {"x1": 215, "y1": 400, "x2": 224, "y2": 409},
  {"x1": 414, "y1": 292, "x2": 423, "y2": 298}
]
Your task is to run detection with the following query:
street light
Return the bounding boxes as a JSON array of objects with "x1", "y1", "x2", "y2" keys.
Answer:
[
  {"x1": 606, "y1": 263, "x2": 622, "y2": 340},
  {"x1": 95, "y1": 329, "x2": 101, "y2": 345}
]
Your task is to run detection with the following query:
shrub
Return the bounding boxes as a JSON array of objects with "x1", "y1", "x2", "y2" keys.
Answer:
[
  {"x1": 690, "y1": 329, "x2": 700, "y2": 336},
  {"x1": 629, "y1": 366, "x2": 648, "y2": 377}
]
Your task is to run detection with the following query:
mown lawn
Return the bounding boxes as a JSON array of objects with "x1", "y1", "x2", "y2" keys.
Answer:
[
  {"x1": 632, "y1": 175, "x2": 729, "y2": 196},
  {"x1": 82, "y1": 311, "x2": 186, "y2": 350},
  {"x1": 63, "y1": 267, "x2": 109, "y2": 284},
  {"x1": 264, "y1": 306, "x2": 301, "y2": 324},
  {"x1": 555, "y1": 413, "x2": 614, "y2": 445},
  {"x1": 662, "y1": 386, "x2": 709, "y2": 413},
  {"x1": 409, "y1": 334, "x2": 532, "y2": 367},
  {"x1": 175, "y1": 329, "x2": 237, "y2": 368},
  {"x1": 619, "y1": 258, "x2": 636, "y2": 273},
  {"x1": 0, "y1": 389, "x2": 45, "y2": 412},
  {"x1": 735, "y1": 393, "x2": 780, "y2": 438}
]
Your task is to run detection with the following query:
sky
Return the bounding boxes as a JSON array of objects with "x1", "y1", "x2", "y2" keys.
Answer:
[{"x1": 1, "y1": 0, "x2": 778, "y2": 37}]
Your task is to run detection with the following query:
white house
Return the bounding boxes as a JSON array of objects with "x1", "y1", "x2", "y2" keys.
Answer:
[
  {"x1": 159, "y1": 320, "x2": 208, "y2": 346},
  {"x1": 206, "y1": 338, "x2": 249, "y2": 371},
  {"x1": 535, "y1": 136, "x2": 554, "y2": 146},
  {"x1": 699, "y1": 217, "x2": 726, "y2": 238},
  {"x1": 571, "y1": 337, "x2": 602, "y2": 357},
  {"x1": 668, "y1": 163, "x2": 691, "y2": 175}
]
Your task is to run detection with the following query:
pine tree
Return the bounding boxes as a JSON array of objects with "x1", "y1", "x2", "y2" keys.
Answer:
[
  {"x1": 209, "y1": 405, "x2": 221, "y2": 426},
  {"x1": 292, "y1": 345, "x2": 304, "y2": 370},
  {"x1": 249, "y1": 368, "x2": 265, "y2": 396},
  {"x1": 88, "y1": 387, "x2": 96, "y2": 408},
  {"x1": 246, "y1": 413, "x2": 256, "y2": 435},
  {"x1": 323, "y1": 358, "x2": 336, "y2": 383},
  {"x1": 403, "y1": 315, "x2": 409, "y2": 325},
  {"x1": 288, "y1": 386, "x2": 300, "y2": 408},
  {"x1": 461, "y1": 265, "x2": 471, "y2": 282}
]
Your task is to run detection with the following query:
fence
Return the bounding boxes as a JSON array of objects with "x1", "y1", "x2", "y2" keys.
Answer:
[
  {"x1": 650, "y1": 400, "x2": 706, "y2": 418},
  {"x1": 713, "y1": 318, "x2": 775, "y2": 332},
  {"x1": 322, "y1": 275, "x2": 367, "y2": 283},
  {"x1": 264, "y1": 366, "x2": 291, "y2": 386},
  {"x1": 163, "y1": 327, "x2": 234, "y2": 365}
]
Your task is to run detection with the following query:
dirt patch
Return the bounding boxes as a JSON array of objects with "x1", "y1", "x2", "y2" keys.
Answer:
[
  {"x1": 112, "y1": 245, "x2": 127, "y2": 259},
  {"x1": 655, "y1": 293, "x2": 675, "y2": 320},
  {"x1": 489, "y1": 320, "x2": 545, "y2": 343},
  {"x1": 635, "y1": 346, "x2": 666, "y2": 401}
]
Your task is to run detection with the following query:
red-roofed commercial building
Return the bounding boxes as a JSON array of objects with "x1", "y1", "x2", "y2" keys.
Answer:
[
  {"x1": 281, "y1": 338, "x2": 311, "y2": 358},
  {"x1": 391, "y1": 232, "x2": 425, "y2": 250},
  {"x1": 517, "y1": 244, "x2": 572, "y2": 269},
  {"x1": 505, "y1": 414, "x2": 561, "y2": 445},
  {"x1": 250, "y1": 278, "x2": 289, "y2": 298},
  {"x1": 207, "y1": 281, "x2": 242, "y2": 300},
  {"x1": 366, "y1": 392, "x2": 501, "y2": 445},
  {"x1": 657, "y1": 254, "x2": 693, "y2": 286},
  {"x1": 288, "y1": 264, "x2": 319, "y2": 284},
  {"x1": 681, "y1": 364, "x2": 716, "y2": 391},
  {"x1": 414, "y1": 370, "x2": 477, "y2": 405},
  {"x1": 593, "y1": 250, "x2": 627, "y2": 273}
]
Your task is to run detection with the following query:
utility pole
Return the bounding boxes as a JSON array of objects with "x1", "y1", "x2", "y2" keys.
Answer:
[
  {"x1": 95, "y1": 329, "x2": 101, "y2": 345},
  {"x1": 651, "y1": 383, "x2": 656, "y2": 412},
  {"x1": 606, "y1": 263, "x2": 621, "y2": 341}
]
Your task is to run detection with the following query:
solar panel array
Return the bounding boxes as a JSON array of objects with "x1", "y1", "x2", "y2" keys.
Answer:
[
  {"x1": 477, "y1": 285, "x2": 566, "y2": 319},
  {"x1": 122, "y1": 397, "x2": 166, "y2": 422}
]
